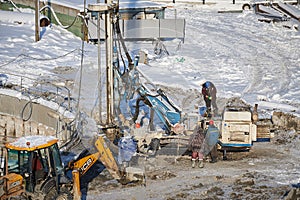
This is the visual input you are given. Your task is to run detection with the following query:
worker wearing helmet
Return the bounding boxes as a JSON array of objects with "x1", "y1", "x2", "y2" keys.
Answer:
[{"x1": 201, "y1": 81, "x2": 218, "y2": 117}]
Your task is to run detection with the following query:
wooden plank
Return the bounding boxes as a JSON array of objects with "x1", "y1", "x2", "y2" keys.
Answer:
[{"x1": 257, "y1": 125, "x2": 270, "y2": 132}]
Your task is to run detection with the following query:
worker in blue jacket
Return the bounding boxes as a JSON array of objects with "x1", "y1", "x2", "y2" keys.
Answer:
[{"x1": 203, "y1": 120, "x2": 220, "y2": 163}]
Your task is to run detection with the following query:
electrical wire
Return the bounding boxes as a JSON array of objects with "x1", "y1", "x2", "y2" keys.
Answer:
[
  {"x1": 39, "y1": 5, "x2": 79, "y2": 29},
  {"x1": 0, "y1": 49, "x2": 78, "y2": 68},
  {"x1": 8, "y1": 0, "x2": 21, "y2": 12},
  {"x1": 75, "y1": 0, "x2": 87, "y2": 127}
]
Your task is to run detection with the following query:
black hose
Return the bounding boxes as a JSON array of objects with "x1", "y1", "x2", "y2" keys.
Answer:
[{"x1": 21, "y1": 95, "x2": 33, "y2": 122}]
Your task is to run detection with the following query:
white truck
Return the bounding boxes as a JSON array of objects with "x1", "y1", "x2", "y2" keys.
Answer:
[{"x1": 218, "y1": 106, "x2": 257, "y2": 159}]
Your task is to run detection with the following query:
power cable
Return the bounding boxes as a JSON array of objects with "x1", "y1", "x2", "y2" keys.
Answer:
[
  {"x1": 8, "y1": 0, "x2": 21, "y2": 12},
  {"x1": 75, "y1": 0, "x2": 87, "y2": 128},
  {"x1": 20, "y1": 93, "x2": 39, "y2": 122},
  {"x1": 0, "y1": 49, "x2": 78, "y2": 67},
  {"x1": 39, "y1": 5, "x2": 79, "y2": 29}
]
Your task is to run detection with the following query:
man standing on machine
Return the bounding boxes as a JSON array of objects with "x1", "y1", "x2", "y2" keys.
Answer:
[{"x1": 201, "y1": 81, "x2": 218, "y2": 117}]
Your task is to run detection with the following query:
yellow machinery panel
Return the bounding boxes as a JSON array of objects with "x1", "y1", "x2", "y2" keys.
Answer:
[{"x1": 0, "y1": 173, "x2": 24, "y2": 199}]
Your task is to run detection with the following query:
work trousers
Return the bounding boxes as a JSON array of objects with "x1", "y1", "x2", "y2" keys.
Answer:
[{"x1": 208, "y1": 145, "x2": 218, "y2": 161}]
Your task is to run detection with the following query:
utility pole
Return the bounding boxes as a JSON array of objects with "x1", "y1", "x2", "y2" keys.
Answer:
[
  {"x1": 97, "y1": 0, "x2": 103, "y2": 124},
  {"x1": 105, "y1": 0, "x2": 114, "y2": 125},
  {"x1": 88, "y1": 2, "x2": 117, "y2": 141},
  {"x1": 35, "y1": 0, "x2": 40, "y2": 42}
]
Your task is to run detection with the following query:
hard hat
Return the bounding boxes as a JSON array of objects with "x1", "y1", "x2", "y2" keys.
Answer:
[
  {"x1": 209, "y1": 120, "x2": 214, "y2": 125},
  {"x1": 205, "y1": 81, "x2": 211, "y2": 88},
  {"x1": 135, "y1": 123, "x2": 141, "y2": 128}
]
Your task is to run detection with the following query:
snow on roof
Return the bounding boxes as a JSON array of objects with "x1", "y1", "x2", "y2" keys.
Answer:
[
  {"x1": 42, "y1": 0, "x2": 166, "y2": 12},
  {"x1": 118, "y1": 1, "x2": 166, "y2": 9},
  {"x1": 7, "y1": 135, "x2": 58, "y2": 150}
]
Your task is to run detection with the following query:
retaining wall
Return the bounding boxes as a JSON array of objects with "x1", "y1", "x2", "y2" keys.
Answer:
[{"x1": 0, "y1": 91, "x2": 75, "y2": 145}]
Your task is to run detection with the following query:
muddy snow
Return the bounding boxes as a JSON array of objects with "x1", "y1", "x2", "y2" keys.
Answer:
[{"x1": 83, "y1": 128, "x2": 300, "y2": 200}]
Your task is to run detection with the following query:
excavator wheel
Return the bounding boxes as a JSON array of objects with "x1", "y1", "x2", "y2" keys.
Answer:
[
  {"x1": 8, "y1": 193, "x2": 28, "y2": 200},
  {"x1": 53, "y1": 191, "x2": 72, "y2": 200},
  {"x1": 54, "y1": 187, "x2": 73, "y2": 200},
  {"x1": 43, "y1": 187, "x2": 58, "y2": 200},
  {"x1": 43, "y1": 187, "x2": 72, "y2": 200}
]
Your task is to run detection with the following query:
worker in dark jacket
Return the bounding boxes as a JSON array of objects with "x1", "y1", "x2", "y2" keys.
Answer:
[
  {"x1": 203, "y1": 120, "x2": 220, "y2": 163},
  {"x1": 201, "y1": 81, "x2": 218, "y2": 117},
  {"x1": 188, "y1": 125, "x2": 206, "y2": 168}
]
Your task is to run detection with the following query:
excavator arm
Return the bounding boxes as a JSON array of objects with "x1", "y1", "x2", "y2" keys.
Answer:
[
  {"x1": 69, "y1": 135, "x2": 122, "y2": 200},
  {"x1": 69, "y1": 135, "x2": 145, "y2": 200},
  {"x1": 94, "y1": 136, "x2": 121, "y2": 180}
]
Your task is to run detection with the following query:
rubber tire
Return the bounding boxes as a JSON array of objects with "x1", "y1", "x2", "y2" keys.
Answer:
[
  {"x1": 43, "y1": 187, "x2": 72, "y2": 200},
  {"x1": 44, "y1": 187, "x2": 58, "y2": 200},
  {"x1": 54, "y1": 191, "x2": 72, "y2": 200}
]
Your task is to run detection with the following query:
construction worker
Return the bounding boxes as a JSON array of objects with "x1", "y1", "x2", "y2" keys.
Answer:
[
  {"x1": 203, "y1": 120, "x2": 220, "y2": 163},
  {"x1": 188, "y1": 125, "x2": 206, "y2": 168},
  {"x1": 201, "y1": 81, "x2": 218, "y2": 117}
]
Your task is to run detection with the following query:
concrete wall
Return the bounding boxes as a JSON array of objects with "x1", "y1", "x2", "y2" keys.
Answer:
[{"x1": 0, "y1": 92, "x2": 75, "y2": 145}]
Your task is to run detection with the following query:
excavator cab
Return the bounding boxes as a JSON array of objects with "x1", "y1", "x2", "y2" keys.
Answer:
[
  {"x1": 2, "y1": 135, "x2": 69, "y2": 200},
  {"x1": 2, "y1": 134, "x2": 144, "y2": 200}
]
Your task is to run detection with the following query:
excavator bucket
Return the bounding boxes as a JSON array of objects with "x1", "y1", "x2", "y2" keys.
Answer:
[{"x1": 121, "y1": 167, "x2": 145, "y2": 185}]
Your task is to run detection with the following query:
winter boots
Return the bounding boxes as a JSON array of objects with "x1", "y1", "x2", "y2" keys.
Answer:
[
  {"x1": 199, "y1": 160, "x2": 204, "y2": 168},
  {"x1": 192, "y1": 159, "x2": 196, "y2": 168},
  {"x1": 192, "y1": 159, "x2": 204, "y2": 168}
]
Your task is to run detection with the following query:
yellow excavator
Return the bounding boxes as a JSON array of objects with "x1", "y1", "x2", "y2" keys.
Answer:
[{"x1": 0, "y1": 134, "x2": 143, "y2": 200}]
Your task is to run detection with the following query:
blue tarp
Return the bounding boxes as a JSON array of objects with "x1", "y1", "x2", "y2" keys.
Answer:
[{"x1": 118, "y1": 136, "x2": 137, "y2": 164}]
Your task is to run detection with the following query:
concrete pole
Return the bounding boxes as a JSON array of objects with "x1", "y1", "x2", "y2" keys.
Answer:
[
  {"x1": 35, "y1": 0, "x2": 40, "y2": 42},
  {"x1": 97, "y1": 1, "x2": 102, "y2": 124},
  {"x1": 105, "y1": 0, "x2": 114, "y2": 124}
]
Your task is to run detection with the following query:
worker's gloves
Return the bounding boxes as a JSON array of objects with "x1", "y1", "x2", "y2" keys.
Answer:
[{"x1": 206, "y1": 95, "x2": 212, "y2": 100}]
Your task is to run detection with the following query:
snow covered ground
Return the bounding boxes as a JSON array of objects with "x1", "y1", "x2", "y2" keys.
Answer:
[{"x1": 0, "y1": 0, "x2": 299, "y2": 121}]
